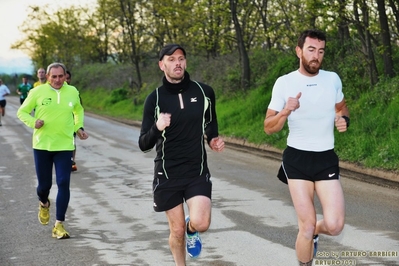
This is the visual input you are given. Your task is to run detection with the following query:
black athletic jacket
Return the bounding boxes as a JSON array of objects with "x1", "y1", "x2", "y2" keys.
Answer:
[{"x1": 138, "y1": 71, "x2": 219, "y2": 179}]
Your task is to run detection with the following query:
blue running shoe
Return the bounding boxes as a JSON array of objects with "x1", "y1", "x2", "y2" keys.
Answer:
[
  {"x1": 313, "y1": 234, "x2": 319, "y2": 257},
  {"x1": 185, "y1": 216, "x2": 202, "y2": 258}
]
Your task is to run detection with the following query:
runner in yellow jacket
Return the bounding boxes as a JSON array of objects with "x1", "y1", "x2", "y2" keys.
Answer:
[{"x1": 17, "y1": 62, "x2": 89, "y2": 240}]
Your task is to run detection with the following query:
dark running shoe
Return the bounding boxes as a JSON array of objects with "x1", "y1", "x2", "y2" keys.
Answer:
[{"x1": 71, "y1": 161, "x2": 77, "y2": 172}]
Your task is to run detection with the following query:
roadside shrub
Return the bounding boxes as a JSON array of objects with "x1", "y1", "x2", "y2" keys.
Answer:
[{"x1": 107, "y1": 88, "x2": 129, "y2": 105}]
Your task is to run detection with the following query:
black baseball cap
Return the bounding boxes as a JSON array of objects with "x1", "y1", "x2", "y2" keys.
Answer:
[{"x1": 159, "y1": 44, "x2": 186, "y2": 61}]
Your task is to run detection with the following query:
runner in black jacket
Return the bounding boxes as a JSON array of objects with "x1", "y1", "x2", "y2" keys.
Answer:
[
  {"x1": 138, "y1": 44, "x2": 224, "y2": 265},
  {"x1": 139, "y1": 71, "x2": 218, "y2": 179}
]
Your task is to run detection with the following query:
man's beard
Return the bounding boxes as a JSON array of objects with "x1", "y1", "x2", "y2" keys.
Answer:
[
  {"x1": 167, "y1": 68, "x2": 185, "y2": 83},
  {"x1": 302, "y1": 57, "x2": 321, "y2": 75},
  {"x1": 170, "y1": 75, "x2": 184, "y2": 83}
]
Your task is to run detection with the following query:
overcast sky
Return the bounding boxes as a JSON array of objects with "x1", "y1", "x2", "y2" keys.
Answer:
[{"x1": 0, "y1": 0, "x2": 96, "y2": 75}]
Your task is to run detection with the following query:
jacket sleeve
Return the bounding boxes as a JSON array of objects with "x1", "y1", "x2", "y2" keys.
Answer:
[
  {"x1": 72, "y1": 88, "x2": 84, "y2": 132},
  {"x1": 203, "y1": 84, "x2": 219, "y2": 144},
  {"x1": 17, "y1": 89, "x2": 38, "y2": 129},
  {"x1": 138, "y1": 92, "x2": 162, "y2": 152}
]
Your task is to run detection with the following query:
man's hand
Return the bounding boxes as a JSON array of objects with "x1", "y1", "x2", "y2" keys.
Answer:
[
  {"x1": 156, "y1": 113, "x2": 171, "y2": 131},
  {"x1": 280, "y1": 92, "x2": 302, "y2": 117},
  {"x1": 210, "y1": 137, "x2": 225, "y2": 152},
  {"x1": 335, "y1": 115, "x2": 348, "y2": 132},
  {"x1": 76, "y1": 128, "x2": 89, "y2": 140},
  {"x1": 35, "y1": 119, "x2": 44, "y2": 129}
]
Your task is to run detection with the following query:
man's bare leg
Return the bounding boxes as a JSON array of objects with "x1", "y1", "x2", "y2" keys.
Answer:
[
  {"x1": 288, "y1": 179, "x2": 316, "y2": 263},
  {"x1": 314, "y1": 179, "x2": 345, "y2": 236},
  {"x1": 186, "y1": 195, "x2": 211, "y2": 233},
  {"x1": 165, "y1": 204, "x2": 186, "y2": 266}
]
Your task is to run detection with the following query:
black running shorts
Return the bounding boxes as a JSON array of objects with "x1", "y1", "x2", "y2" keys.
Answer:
[
  {"x1": 277, "y1": 146, "x2": 340, "y2": 184},
  {"x1": 0, "y1": 100, "x2": 6, "y2": 108},
  {"x1": 152, "y1": 173, "x2": 212, "y2": 212}
]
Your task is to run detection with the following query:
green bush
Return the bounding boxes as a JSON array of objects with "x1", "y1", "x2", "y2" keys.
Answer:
[{"x1": 107, "y1": 88, "x2": 129, "y2": 105}]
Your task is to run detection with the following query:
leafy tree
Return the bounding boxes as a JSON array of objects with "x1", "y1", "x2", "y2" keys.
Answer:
[
  {"x1": 11, "y1": 0, "x2": 399, "y2": 91},
  {"x1": 12, "y1": 5, "x2": 103, "y2": 72}
]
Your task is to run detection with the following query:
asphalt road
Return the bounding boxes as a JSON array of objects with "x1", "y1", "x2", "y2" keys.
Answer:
[{"x1": 0, "y1": 96, "x2": 398, "y2": 266}]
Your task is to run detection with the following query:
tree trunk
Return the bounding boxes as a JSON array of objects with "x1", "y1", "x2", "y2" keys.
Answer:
[
  {"x1": 337, "y1": 0, "x2": 351, "y2": 49},
  {"x1": 388, "y1": 0, "x2": 399, "y2": 34},
  {"x1": 119, "y1": 0, "x2": 143, "y2": 90},
  {"x1": 229, "y1": 0, "x2": 250, "y2": 91},
  {"x1": 353, "y1": 0, "x2": 379, "y2": 85},
  {"x1": 377, "y1": 0, "x2": 395, "y2": 77}
]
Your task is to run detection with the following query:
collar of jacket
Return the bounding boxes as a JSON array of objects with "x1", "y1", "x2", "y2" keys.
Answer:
[{"x1": 162, "y1": 71, "x2": 191, "y2": 94}]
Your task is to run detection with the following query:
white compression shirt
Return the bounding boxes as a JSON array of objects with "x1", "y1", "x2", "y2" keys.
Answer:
[{"x1": 268, "y1": 70, "x2": 344, "y2": 151}]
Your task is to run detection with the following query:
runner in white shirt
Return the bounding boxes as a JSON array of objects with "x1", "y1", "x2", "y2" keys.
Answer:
[
  {"x1": 264, "y1": 29, "x2": 350, "y2": 266},
  {"x1": 0, "y1": 79, "x2": 11, "y2": 126}
]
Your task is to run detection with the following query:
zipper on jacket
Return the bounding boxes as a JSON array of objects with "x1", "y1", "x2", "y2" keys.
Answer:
[
  {"x1": 178, "y1": 93, "x2": 184, "y2": 109},
  {"x1": 56, "y1": 90, "x2": 61, "y2": 104}
]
